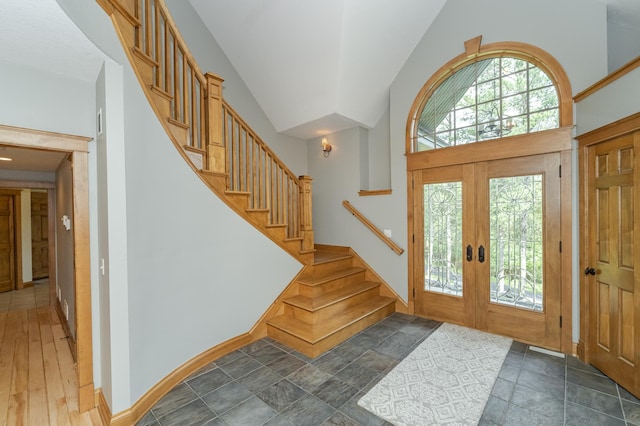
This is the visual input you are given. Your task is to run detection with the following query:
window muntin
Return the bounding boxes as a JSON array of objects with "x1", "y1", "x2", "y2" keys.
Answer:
[{"x1": 415, "y1": 57, "x2": 559, "y2": 152}]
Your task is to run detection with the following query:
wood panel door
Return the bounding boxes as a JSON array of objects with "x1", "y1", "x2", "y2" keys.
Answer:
[
  {"x1": 0, "y1": 194, "x2": 15, "y2": 293},
  {"x1": 586, "y1": 133, "x2": 639, "y2": 394},
  {"x1": 31, "y1": 192, "x2": 49, "y2": 280},
  {"x1": 414, "y1": 153, "x2": 562, "y2": 350}
]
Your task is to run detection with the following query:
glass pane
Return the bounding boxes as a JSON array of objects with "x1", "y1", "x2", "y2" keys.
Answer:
[
  {"x1": 529, "y1": 86, "x2": 559, "y2": 112},
  {"x1": 424, "y1": 182, "x2": 463, "y2": 296},
  {"x1": 502, "y1": 70, "x2": 527, "y2": 97},
  {"x1": 412, "y1": 55, "x2": 560, "y2": 153},
  {"x1": 529, "y1": 109, "x2": 559, "y2": 132},
  {"x1": 529, "y1": 67, "x2": 553, "y2": 90},
  {"x1": 490, "y1": 175, "x2": 543, "y2": 311}
]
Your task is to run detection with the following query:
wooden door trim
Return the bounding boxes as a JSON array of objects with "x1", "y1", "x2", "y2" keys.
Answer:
[
  {"x1": 577, "y1": 118, "x2": 640, "y2": 396},
  {"x1": 408, "y1": 145, "x2": 573, "y2": 353},
  {"x1": 0, "y1": 124, "x2": 94, "y2": 411}
]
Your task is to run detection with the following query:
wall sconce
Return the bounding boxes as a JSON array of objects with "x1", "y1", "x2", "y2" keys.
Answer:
[{"x1": 322, "y1": 138, "x2": 332, "y2": 157}]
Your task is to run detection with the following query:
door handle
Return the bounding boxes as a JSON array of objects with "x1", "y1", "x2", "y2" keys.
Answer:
[
  {"x1": 466, "y1": 245, "x2": 473, "y2": 262},
  {"x1": 478, "y1": 245, "x2": 485, "y2": 263},
  {"x1": 584, "y1": 267, "x2": 596, "y2": 276}
]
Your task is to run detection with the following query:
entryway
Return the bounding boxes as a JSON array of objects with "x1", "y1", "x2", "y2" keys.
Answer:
[{"x1": 413, "y1": 152, "x2": 563, "y2": 350}]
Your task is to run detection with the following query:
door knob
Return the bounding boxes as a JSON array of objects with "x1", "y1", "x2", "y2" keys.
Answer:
[
  {"x1": 584, "y1": 267, "x2": 596, "y2": 276},
  {"x1": 478, "y1": 245, "x2": 485, "y2": 263},
  {"x1": 466, "y1": 245, "x2": 473, "y2": 262}
]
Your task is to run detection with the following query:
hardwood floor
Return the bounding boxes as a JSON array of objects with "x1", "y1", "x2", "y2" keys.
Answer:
[{"x1": 0, "y1": 284, "x2": 102, "y2": 425}]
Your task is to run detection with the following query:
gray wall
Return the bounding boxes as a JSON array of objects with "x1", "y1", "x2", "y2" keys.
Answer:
[
  {"x1": 310, "y1": 0, "x2": 608, "y2": 345},
  {"x1": 576, "y1": 68, "x2": 640, "y2": 135},
  {"x1": 55, "y1": 156, "x2": 76, "y2": 337},
  {"x1": 165, "y1": 0, "x2": 308, "y2": 176},
  {"x1": 59, "y1": 0, "x2": 304, "y2": 412}
]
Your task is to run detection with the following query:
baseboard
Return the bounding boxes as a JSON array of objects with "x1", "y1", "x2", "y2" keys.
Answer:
[
  {"x1": 95, "y1": 388, "x2": 112, "y2": 425},
  {"x1": 54, "y1": 299, "x2": 77, "y2": 361},
  {"x1": 111, "y1": 332, "x2": 255, "y2": 425}
]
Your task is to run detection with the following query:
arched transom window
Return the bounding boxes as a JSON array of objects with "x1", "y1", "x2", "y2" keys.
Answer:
[{"x1": 413, "y1": 56, "x2": 559, "y2": 152}]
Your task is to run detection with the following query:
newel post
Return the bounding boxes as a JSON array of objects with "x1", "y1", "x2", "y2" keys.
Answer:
[
  {"x1": 205, "y1": 72, "x2": 226, "y2": 174},
  {"x1": 299, "y1": 175, "x2": 314, "y2": 253}
]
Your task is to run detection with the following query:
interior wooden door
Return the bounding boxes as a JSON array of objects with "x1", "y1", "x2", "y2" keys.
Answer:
[
  {"x1": 0, "y1": 194, "x2": 15, "y2": 293},
  {"x1": 31, "y1": 191, "x2": 49, "y2": 280},
  {"x1": 586, "y1": 133, "x2": 639, "y2": 394},
  {"x1": 414, "y1": 153, "x2": 562, "y2": 350}
]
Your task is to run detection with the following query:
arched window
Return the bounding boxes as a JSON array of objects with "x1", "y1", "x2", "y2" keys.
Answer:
[{"x1": 407, "y1": 39, "x2": 572, "y2": 154}]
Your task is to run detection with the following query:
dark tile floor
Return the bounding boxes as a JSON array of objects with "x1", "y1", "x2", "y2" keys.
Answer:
[{"x1": 136, "y1": 313, "x2": 640, "y2": 425}]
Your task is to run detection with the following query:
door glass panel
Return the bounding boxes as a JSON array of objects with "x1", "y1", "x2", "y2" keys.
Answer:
[
  {"x1": 424, "y1": 182, "x2": 463, "y2": 296},
  {"x1": 489, "y1": 174, "x2": 543, "y2": 311}
]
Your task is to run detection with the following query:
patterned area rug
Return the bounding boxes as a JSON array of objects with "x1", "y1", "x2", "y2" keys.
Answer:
[{"x1": 358, "y1": 323, "x2": 512, "y2": 426}]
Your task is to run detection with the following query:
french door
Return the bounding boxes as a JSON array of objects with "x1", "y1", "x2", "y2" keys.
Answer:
[{"x1": 413, "y1": 153, "x2": 562, "y2": 350}]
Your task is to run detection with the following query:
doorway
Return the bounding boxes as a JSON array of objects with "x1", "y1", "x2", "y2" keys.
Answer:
[
  {"x1": 0, "y1": 125, "x2": 94, "y2": 411},
  {"x1": 413, "y1": 152, "x2": 563, "y2": 350},
  {"x1": 579, "y1": 117, "x2": 640, "y2": 398}
]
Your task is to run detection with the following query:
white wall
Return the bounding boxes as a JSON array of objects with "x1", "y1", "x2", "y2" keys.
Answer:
[
  {"x1": 55, "y1": 157, "x2": 76, "y2": 337},
  {"x1": 59, "y1": 0, "x2": 303, "y2": 411},
  {"x1": 20, "y1": 189, "x2": 33, "y2": 283},
  {"x1": 0, "y1": 59, "x2": 95, "y2": 137},
  {"x1": 311, "y1": 0, "x2": 609, "y2": 339},
  {"x1": 165, "y1": 0, "x2": 308, "y2": 176},
  {"x1": 576, "y1": 68, "x2": 640, "y2": 135}
]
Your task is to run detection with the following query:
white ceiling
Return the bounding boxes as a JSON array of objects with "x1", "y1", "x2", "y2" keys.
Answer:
[
  {"x1": 0, "y1": 146, "x2": 67, "y2": 173},
  {"x1": 0, "y1": 0, "x2": 639, "y2": 173},
  {"x1": 189, "y1": 0, "x2": 448, "y2": 139}
]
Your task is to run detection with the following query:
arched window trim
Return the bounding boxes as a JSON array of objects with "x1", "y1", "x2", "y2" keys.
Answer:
[{"x1": 406, "y1": 37, "x2": 573, "y2": 154}]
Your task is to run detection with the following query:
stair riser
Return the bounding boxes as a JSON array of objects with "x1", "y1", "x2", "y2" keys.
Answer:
[
  {"x1": 284, "y1": 287, "x2": 381, "y2": 324},
  {"x1": 267, "y1": 302, "x2": 395, "y2": 358},
  {"x1": 298, "y1": 272, "x2": 366, "y2": 298},
  {"x1": 301, "y1": 258, "x2": 353, "y2": 279}
]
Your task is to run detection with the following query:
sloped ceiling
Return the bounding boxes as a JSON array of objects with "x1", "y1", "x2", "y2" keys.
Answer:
[{"x1": 189, "y1": 0, "x2": 448, "y2": 139}]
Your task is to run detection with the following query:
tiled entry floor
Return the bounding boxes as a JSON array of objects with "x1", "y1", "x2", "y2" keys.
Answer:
[{"x1": 137, "y1": 314, "x2": 640, "y2": 425}]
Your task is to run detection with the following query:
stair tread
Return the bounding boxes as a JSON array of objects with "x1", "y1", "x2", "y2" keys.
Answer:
[
  {"x1": 314, "y1": 250, "x2": 352, "y2": 264},
  {"x1": 298, "y1": 267, "x2": 365, "y2": 286},
  {"x1": 268, "y1": 296, "x2": 395, "y2": 344},
  {"x1": 285, "y1": 281, "x2": 380, "y2": 312}
]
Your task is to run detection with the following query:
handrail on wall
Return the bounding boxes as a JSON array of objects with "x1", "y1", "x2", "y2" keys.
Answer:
[{"x1": 342, "y1": 200, "x2": 404, "y2": 255}]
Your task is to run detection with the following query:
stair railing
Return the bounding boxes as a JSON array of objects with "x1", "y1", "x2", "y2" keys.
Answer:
[{"x1": 103, "y1": 0, "x2": 314, "y2": 256}]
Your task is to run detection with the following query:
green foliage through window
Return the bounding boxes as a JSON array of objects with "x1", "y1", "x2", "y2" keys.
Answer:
[{"x1": 415, "y1": 57, "x2": 559, "y2": 151}]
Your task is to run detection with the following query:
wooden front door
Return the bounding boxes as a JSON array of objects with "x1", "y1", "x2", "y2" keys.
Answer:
[
  {"x1": 414, "y1": 153, "x2": 562, "y2": 350},
  {"x1": 0, "y1": 194, "x2": 15, "y2": 293},
  {"x1": 585, "y1": 132, "x2": 639, "y2": 394},
  {"x1": 31, "y1": 191, "x2": 49, "y2": 280}
]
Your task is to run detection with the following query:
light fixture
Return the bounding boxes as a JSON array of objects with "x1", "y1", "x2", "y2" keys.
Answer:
[
  {"x1": 321, "y1": 137, "x2": 332, "y2": 157},
  {"x1": 0, "y1": 157, "x2": 12, "y2": 162}
]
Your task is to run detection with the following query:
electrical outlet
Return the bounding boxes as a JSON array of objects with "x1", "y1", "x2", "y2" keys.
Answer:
[{"x1": 384, "y1": 229, "x2": 392, "y2": 238}]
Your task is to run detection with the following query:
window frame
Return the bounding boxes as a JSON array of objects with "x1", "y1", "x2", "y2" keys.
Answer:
[{"x1": 406, "y1": 38, "x2": 573, "y2": 155}]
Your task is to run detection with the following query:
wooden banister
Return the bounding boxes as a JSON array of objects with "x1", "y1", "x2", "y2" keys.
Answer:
[
  {"x1": 342, "y1": 200, "x2": 404, "y2": 255},
  {"x1": 103, "y1": 0, "x2": 314, "y2": 260}
]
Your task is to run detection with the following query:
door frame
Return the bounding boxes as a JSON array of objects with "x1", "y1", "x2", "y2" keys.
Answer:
[
  {"x1": 0, "y1": 190, "x2": 21, "y2": 291},
  {"x1": 0, "y1": 124, "x2": 94, "y2": 412},
  {"x1": 576, "y1": 113, "x2": 640, "y2": 375},
  {"x1": 407, "y1": 127, "x2": 574, "y2": 353}
]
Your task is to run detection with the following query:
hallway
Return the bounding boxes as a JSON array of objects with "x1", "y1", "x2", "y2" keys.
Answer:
[{"x1": 0, "y1": 281, "x2": 102, "y2": 425}]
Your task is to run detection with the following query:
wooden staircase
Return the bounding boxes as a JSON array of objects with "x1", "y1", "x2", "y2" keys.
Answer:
[
  {"x1": 99, "y1": 0, "x2": 399, "y2": 359},
  {"x1": 267, "y1": 246, "x2": 396, "y2": 358}
]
